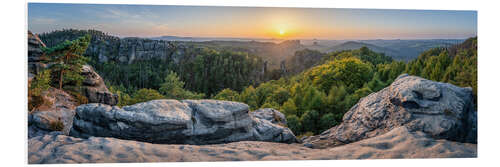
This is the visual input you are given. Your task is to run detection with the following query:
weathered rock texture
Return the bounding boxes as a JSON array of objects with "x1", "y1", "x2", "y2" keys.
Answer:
[
  {"x1": 28, "y1": 126, "x2": 476, "y2": 164},
  {"x1": 28, "y1": 31, "x2": 47, "y2": 74},
  {"x1": 80, "y1": 65, "x2": 118, "y2": 105},
  {"x1": 69, "y1": 100, "x2": 296, "y2": 144},
  {"x1": 251, "y1": 108, "x2": 287, "y2": 125},
  {"x1": 303, "y1": 74, "x2": 477, "y2": 148},
  {"x1": 27, "y1": 30, "x2": 118, "y2": 106},
  {"x1": 28, "y1": 88, "x2": 77, "y2": 138}
]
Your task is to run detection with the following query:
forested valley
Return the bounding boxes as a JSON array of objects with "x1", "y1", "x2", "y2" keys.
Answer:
[{"x1": 36, "y1": 30, "x2": 477, "y2": 137}]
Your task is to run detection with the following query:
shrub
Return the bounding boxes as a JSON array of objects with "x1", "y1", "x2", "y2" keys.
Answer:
[
  {"x1": 286, "y1": 115, "x2": 301, "y2": 135},
  {"x1": 28, "y1": 70, "x2": 52, "y2": 111},
  {"x1": 130, "y1": 88, "x2": 165, "y2": 104}
]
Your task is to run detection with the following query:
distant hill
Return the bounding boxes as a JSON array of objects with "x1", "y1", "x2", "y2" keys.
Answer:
[
  {"x1": 326, "y1": 39, "x2": 466, "y2": 61},
  {"x1": 327, "y1": 41, "x2": 399, "y2": 58}
]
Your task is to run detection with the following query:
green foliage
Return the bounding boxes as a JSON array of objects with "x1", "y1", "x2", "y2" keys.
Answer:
[
  {"x1": 405, "y1": 37, "x2": 477, "y2": 104},
  {"x1": 300, "y1": 110, "x2": 320, "y2": 134},
  {"x1": 308, "y1": 57, "x2": 373, "y2": 92},
  {"x1": 29, "y1": 69, "x2": 52, "y2": 97},
  {"x1": 109, "y1": 85, "x2": 133, "y2": 107},
  {"x1": 239, "y1": 86, "x2": 258, "y2": 110},
  {"x1": 159, "y1": 71, "x2": 204, "y2": 100},
  {"x1": 90, "y1": 48, "x2": 265, "y2": 98},
  {"x1": 213, "y1": 88, "x2": 240, "y2": 101},
  {"x1": 42, "y1": 35, "x2": 91, "y2": 89},
  {"x1": 28, "y1": 70, "x2": 52, "y2": 111},
  {"x1": 130, "y1": 88, "x2": 165, "y2": 104},
  {"x1": 286, "y1": 115, "x2": 301, "y2": 134},
  {"x1": 261, "y1": 101, "x2": 280, "y2": 110},
  {"x1": 319, "y1": 113, "x2": 337, "y2": 132},
  {"x1": 281, "y1": 99, "x2": 298, "y2": 116}
]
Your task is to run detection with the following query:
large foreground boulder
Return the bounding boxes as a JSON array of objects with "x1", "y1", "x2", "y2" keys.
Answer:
[
  {"x1": 28, "y1": 126, "x2": 476, "y2": 164},
  {"x1": 303, "y1": 74, "x2": 477, "y2": 148},
  {"x1": 69, "y1": 100, "x2": 296, "y2": 144}
]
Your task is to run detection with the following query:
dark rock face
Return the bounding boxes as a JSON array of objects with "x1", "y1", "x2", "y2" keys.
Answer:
[
  {"x1": 28, "y1": 31, "x2": 47, "y2": 74},
  {"x1": 80, "y1": 65, "x2": 118, "y2": 105},
  {"x1": 69, "y1": 100, "x2": 296, "y2": 144},
  {"x1": 303, "y1": 74, "x2": 477, "y2": 148}
]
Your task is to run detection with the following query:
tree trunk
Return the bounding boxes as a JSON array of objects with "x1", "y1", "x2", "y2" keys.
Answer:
[{"x1": 59, "y1": 70, "x2": 64, "y2": 90}]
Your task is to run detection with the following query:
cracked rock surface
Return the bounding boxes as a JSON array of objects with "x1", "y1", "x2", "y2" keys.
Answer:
[
  {"x1": 69, "y1": 100, "x2": 296, "y2": 144},
  {"x1": 303, "y1": 74, "x2": 477, "y2": 148}
]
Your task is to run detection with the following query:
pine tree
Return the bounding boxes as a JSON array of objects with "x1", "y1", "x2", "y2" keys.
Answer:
[{"x1": 43, "y1": 35, "x2": 91, "y2": 89}]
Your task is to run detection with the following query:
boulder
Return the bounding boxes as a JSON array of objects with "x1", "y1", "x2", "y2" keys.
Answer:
[
  {"x1": 80, "y1": 65, "x2": 118, "y2": 105},
  {"x1": 70, "y1": 100, "x2": 296, "y2": 144},
  {"x1": 28, "y1": 88, "x2": 77, "y2": 137},
  {"x1": 303, "y1": 74, "x2": 477, "y2": 148},
  {"x1": 29, "y1": 126, "x2": 476, "y2": 164},
  {"x1": 251, "y1": 108, "x2": 287, "y2": 125}
]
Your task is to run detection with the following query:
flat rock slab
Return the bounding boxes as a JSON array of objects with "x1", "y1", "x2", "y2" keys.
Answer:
[
  {"x1": 70, "y1": 100, "x2": 296, "y2": 144},
  {"x1": 28, "y1": 127, "x2": 476, "y2": 164}
]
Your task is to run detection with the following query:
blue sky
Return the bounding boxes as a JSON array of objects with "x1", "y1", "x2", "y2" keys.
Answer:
[{"x1": 28, "y1": 3, "x2": 477, "y2": 39}]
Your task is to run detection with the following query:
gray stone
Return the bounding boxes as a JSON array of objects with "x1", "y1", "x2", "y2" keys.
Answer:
[
  {"x1": 80, "y1": 65, "x2": 118, "y2": 105},
  {"x1": 27, "y1": 31, "x2": 47, "y2": 74},
  {"x1": 251, "y1": 108, "x2": 287, "y2": 125},
  {"x1": 70, "y1": 99, "x2": 297, "y2": 144},
  {"x1": 303, "y1": 74, "x2": 477, "y2": 148},
  {"x1": 28, "y1": 88, "x2": 77, "y2": 137},
  {"x1": 28, "y1": 126, "x2": 476, "y2": 164}
]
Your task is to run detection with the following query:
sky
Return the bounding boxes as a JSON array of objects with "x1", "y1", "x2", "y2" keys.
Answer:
[{"x1": 28, "y1": 3, "x2": 477, "y2": 40}]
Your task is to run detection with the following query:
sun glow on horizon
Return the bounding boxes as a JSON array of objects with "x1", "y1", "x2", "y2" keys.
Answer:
[{"x1": 279, "y1": 29, "x2": 285, "y2": 36}]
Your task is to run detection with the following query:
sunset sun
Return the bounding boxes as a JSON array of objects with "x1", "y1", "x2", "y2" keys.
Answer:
[{"x1": 279, "y1": 29, "x2": 285, "y2": 36}]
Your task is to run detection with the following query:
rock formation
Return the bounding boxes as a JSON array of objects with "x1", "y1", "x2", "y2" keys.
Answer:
[
  {"x1": 28, "y1": 74, "x2": 478, "y2": 163},
  {"x1": 69, "y1": 100, "x2": 296, "y2": 144},
  {"x1": 250, "y1": 108, "x2": 287, "y2": 125},
  {"x1": 28, "y1": 126, "x2": 476, "y2": 164},
  {"x1": 303, "y1": 74, "x2": 477, "y2": 148},
  {"x1": 80, "y1": 65, "x2": 118, "y2": 105},
  {"x1": 28, "y1": 31, "x2": 47, "y2": 74},
  {"x1": 27, "y1": 30, "x2": 118, "y2": 106},
  {"x1": 28, "y1": 88, "x2": 77, "y2": 138}
]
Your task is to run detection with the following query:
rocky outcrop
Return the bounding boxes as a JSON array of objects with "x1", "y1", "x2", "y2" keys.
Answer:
[
  {"x1": 303, "y1": 74, "x2": 477, "y2": 148},
  {"x1": 28, "y1": 30, "x2": 118, "y2": 106},
  {"x1": 28, "y1": 88, "x2": 77, "y2": 138},
  {"x1": 80, "y1": 65, "x2": 118, "y2": 105},
  {"x1": 28, "y1": 31, "x2": 47, "y2": 74},
  {"x1": 28, "y1": 126, "x2": 476, "y2": 164},
  {"x1": 69, "y1": 100, "x2": 296, "y2": 144}
]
